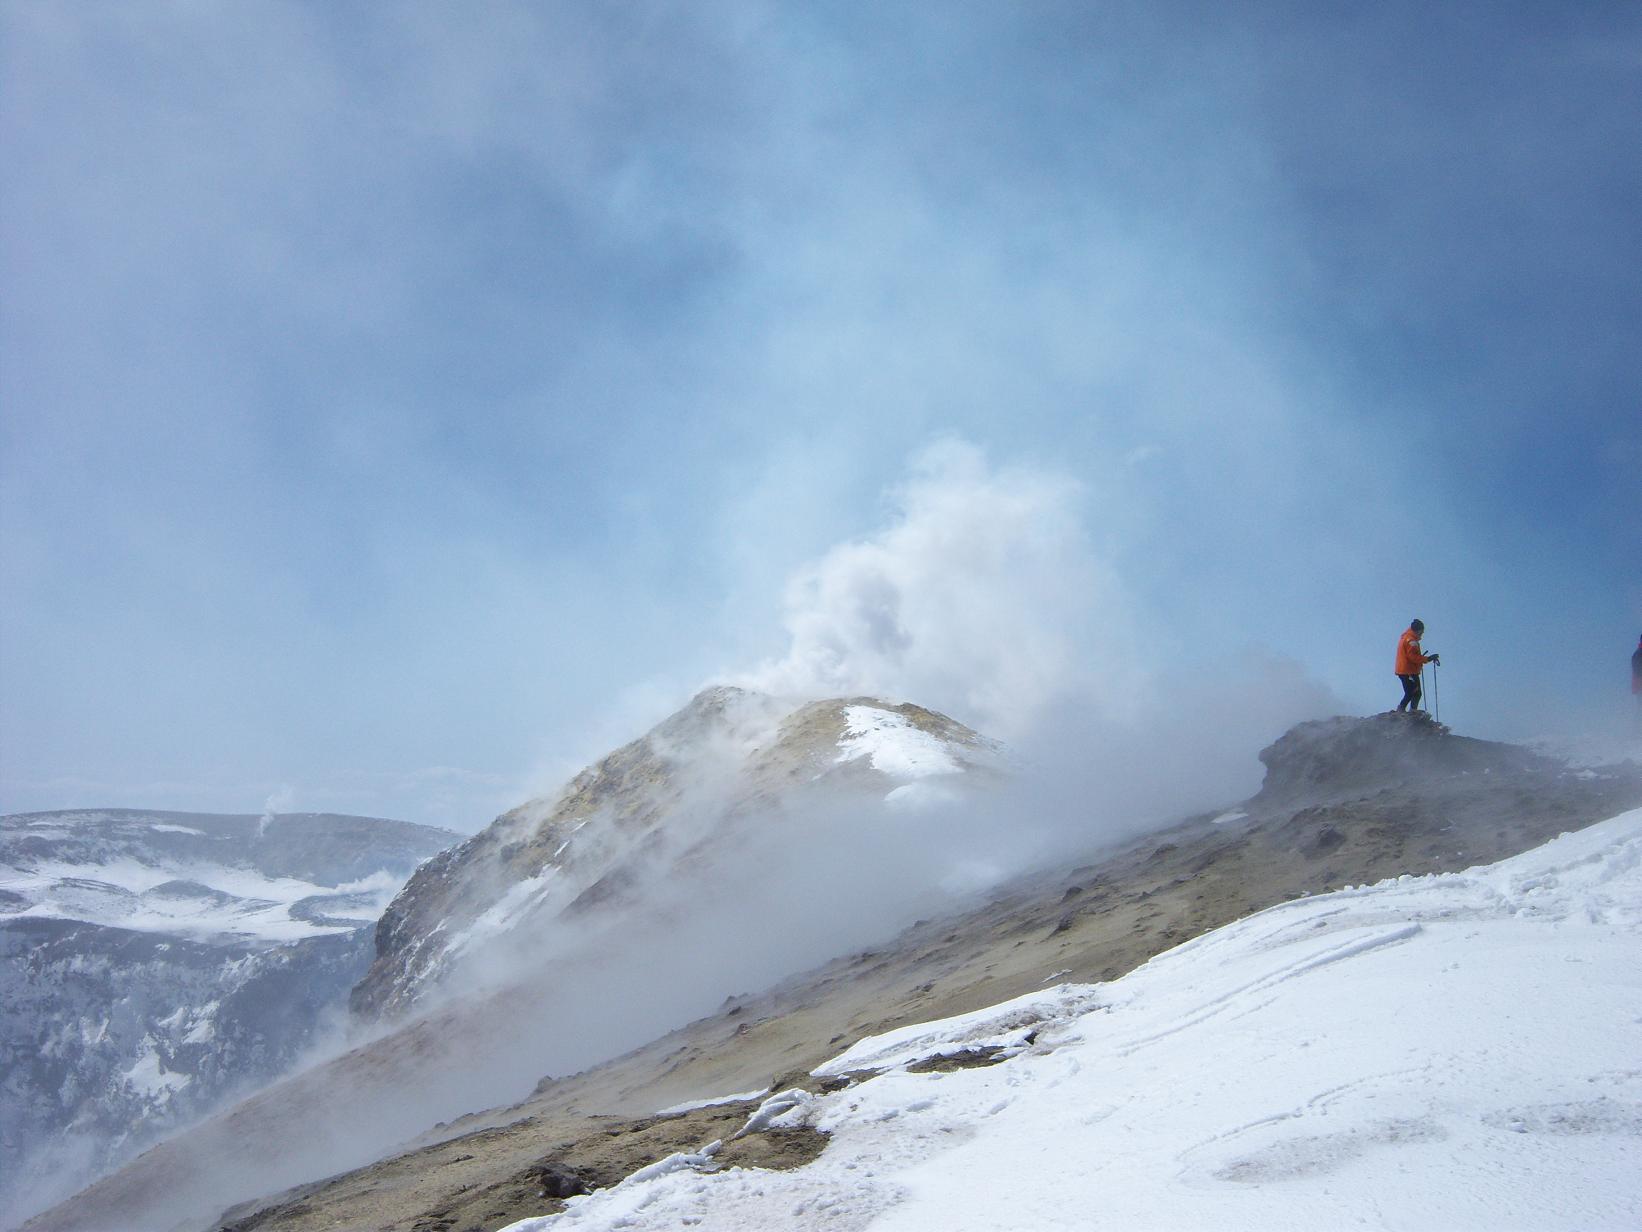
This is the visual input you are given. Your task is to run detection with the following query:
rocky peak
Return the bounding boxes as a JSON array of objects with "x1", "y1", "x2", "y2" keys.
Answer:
[{"x1": 349, "y1": 689, "x2": 999, "y2": 1020}]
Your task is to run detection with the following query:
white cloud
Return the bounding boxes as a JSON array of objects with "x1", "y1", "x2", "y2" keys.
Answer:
[{"x1": 736, "y1": 439, "x2": 1142, "y2": 739}]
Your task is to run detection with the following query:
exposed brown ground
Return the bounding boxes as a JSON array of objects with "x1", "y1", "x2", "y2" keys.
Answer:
[
  {"x1": 197, "y1": 755, "x2": 1642, "y2": 1232},
  {"x1": 30, "y1": 722, "x2": 1642, "y2": 1232}
]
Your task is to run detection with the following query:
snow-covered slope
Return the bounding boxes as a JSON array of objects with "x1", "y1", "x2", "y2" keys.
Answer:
[
  {"x1": 352, "y1": 687, "x2": 1001, "y2": 1018},
  {"x1": 0, "y1": 809, "x2": 457, "y2": 1226},
  {"x1": 500, "y1": 807, "x2": 1642, "y2": 1231}
]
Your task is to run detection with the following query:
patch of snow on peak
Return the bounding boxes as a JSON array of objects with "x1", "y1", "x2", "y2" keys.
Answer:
[
  {"x1": 149, "y1": 823, "x2": 207, "y2": 836},
  {"x1": 835, "y1": 706, "x2": 961, "y2": 781}
]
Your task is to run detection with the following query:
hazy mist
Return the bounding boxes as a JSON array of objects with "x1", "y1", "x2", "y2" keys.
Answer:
[{"x1": 4, "y1": 1, "x2": 1638, "y2": 829}]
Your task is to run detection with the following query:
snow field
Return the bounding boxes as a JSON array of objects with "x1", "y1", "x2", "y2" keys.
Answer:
[{"x1": 501, "y1": 808, "x2": 1642, "y2": 1231}]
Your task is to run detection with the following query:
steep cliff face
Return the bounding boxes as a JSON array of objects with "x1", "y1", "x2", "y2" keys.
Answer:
[
  {"x1": 351, "y1": 687, "x2": 1000, "y2": 1019},
  {"x1": 0, "y1": 921, "x2": 371, "y2": 1220},
  {"x1": 0, "y1": 809, "x2": 457, "y2": 1224}
]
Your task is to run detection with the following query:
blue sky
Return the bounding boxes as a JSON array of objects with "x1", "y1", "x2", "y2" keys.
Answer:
[{"x1": 3, "y1": 2, "x2": 1638, "y2": 830}]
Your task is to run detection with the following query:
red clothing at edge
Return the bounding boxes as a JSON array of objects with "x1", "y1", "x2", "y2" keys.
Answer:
[{"x1": 1395, "y1": 628, "x2": 1432, "y2": 676}]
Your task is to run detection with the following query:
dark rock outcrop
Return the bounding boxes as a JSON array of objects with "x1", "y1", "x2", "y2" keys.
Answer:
[{"x1": 1253, "y1": 712, "x2": 1556, "y2": 808}]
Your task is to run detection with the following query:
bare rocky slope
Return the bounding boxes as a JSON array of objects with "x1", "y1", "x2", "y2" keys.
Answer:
[{"x1": 24, "y1": 713, "x2": 1642, "y2": 1232}]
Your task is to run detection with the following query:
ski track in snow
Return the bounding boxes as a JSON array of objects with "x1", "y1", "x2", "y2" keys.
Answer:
[{"x1": 501, "y1": 808, "x2": 1642, "y2": 1232}]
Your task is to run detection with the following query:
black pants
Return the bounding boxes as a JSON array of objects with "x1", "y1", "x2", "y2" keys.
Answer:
[{"x1": 1397, "y1": 674, "x2": 1422, "y2": 711}]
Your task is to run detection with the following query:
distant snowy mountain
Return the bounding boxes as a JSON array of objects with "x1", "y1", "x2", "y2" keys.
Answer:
[
  {"x1": 0, "y1": 809, "x2": 457, "y2": 1225},
  {"x1": 1, "y1": 808, "x2": 451, "y2": 943},
  {"x1": 351, "y1": 687, "x2": 1002, "y2": 1018},
  {"x1": 499, "y1": 806, "x2": 1642, "y2": 1231}
]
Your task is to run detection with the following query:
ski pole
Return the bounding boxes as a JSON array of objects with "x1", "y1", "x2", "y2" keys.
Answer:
[{"x1": 1432, "y1": 661, "x2": 1440, "y2": 723}]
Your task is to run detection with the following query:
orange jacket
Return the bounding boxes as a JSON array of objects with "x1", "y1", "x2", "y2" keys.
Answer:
[{"x1": 1395, "y1": 628, "x2": 1430, "y2": 676}]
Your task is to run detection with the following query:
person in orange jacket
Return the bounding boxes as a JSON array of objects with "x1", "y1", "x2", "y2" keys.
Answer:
[{"x1": 1394, "y1": 619, "x2": 1439, "y2": 713}]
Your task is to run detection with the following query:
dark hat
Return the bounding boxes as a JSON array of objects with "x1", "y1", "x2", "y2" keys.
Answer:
[{"x1": 1410, "y1": 619, "x2": 1424, "y2": 631}]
